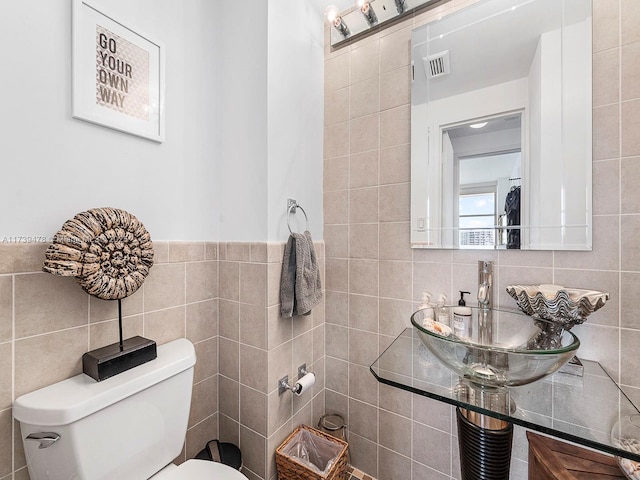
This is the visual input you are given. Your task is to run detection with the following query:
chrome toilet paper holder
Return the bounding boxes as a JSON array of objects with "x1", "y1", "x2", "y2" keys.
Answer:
[{"x1": 278, "y1": 363, "x2": 313, "y2": 395}]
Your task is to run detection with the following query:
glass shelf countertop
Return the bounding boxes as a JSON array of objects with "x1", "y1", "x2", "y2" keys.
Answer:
[{"x1": 370, "y1": 328, "x2": 640, "y2": 462}]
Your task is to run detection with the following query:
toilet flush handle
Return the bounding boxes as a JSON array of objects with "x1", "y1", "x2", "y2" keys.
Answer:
[{"x1": 25, "y1": 432, "x2": 61, "y2": 449}]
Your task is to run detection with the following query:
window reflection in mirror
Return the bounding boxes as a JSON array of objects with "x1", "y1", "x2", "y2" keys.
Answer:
[{"x1": 459, "y1": 189, "x2": 497, "y2": 248}]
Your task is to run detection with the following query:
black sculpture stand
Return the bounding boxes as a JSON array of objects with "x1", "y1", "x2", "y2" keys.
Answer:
[{"x1": 82, "y1": 299, "x2": 156, "y2": 381}]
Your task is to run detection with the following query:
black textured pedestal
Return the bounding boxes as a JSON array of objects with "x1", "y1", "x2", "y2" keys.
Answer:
[
  {"x1": 82, "y1": 336, "x2": 157, "y2": 382},
  {"x1": 457, "y1": 407, "x2": 513, "y2": 480}
]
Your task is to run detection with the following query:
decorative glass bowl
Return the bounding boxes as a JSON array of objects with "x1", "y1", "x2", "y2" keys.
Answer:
[
  {"x1": 410, "y1": 306, "x2": 579, "y2": 388},
  {"x1": 611, "y1": 414, "x2": 640, "y2": 479},
  {"x1": 506, "y1": 284, "x2": 609, "y2": 330}
]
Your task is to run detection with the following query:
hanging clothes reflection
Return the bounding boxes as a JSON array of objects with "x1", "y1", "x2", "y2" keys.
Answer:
[{"x1": 505, "y1": 178, "x2": 521, "y2": 249}]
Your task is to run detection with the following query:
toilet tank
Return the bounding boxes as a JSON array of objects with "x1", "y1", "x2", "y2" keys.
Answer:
[{"x1": 13, "y1": 338, "x2": 196, "y2": 480}]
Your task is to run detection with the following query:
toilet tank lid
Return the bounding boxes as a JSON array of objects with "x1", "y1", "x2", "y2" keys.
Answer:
[{"x1": 13, "y1": 338, "x2": 196, "y2": 427}]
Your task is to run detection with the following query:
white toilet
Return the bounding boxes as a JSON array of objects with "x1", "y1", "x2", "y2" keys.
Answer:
[{"x1": 13, "y1": 338, "x2": 246, "y2": 480}]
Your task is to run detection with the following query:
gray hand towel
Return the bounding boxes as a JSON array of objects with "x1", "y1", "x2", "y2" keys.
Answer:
[{"x1": 280, "y1": 231, "x2": 322, "y2": 318}]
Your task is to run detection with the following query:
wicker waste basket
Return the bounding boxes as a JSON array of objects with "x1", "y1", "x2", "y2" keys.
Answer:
[{"x1": 276, "y1": 425, "x2": 349, "y2": 480}]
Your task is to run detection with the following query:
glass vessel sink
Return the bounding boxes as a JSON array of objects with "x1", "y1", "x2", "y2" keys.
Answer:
[{"x1": 410, "y1": 306, "x2": 580, "y2": 388}]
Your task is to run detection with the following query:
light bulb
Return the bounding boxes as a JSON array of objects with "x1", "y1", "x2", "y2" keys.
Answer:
[
  {"x1": 359, "y1": 1, "x2": 377, "y2": 26},
  {"x1": 324, "y1": 4, "x2": 339, "y2": 24},
  {"x1": 325, "y1": 4, "x2": 350, "y2": 37}
]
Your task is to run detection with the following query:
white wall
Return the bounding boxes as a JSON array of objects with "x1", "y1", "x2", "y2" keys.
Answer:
[
  {"x1": 532, "y1": 29, "x2": 564, "y2": 246},
  {"x1": 213, "y1": 0, "x2": 324, "y2": 243},
  {"x1": 267, "y1": 0, "x2": 324, "y2": 242},
  {"x1": 0, "y1": 0, "x2": 325, "y2": 244},
  {"x1": 0, "y1": 0, "x2": 219, "y2": 241},
  {"x1": 215, "y1": 1, "x2": 269, "y2": 242},
  {"x1": 561, "y1": 18, "x2": 592, "y2": 247},
  {"x1": 528, "y1": 19, "x2": 592, "y2": 249},
  {"x1": 528, "y1": 33, "x2": 543, "y2": 247}
]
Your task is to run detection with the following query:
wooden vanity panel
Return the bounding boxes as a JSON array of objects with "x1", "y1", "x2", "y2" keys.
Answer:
[{"x1": 527, "y1": 431, "x2": 626, "y2": 479}]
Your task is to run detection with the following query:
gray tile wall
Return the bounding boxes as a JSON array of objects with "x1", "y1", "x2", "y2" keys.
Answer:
[
  {"x1": 0, "y1": 240, "x2": 326, "y2": 480},
  {"x1": 323, "y1": 0, "x2": 640, "y2": 479},
  {"x1": 0, "y1": 242, "x2": 219, "y2": 479},
  {"x1": 216, "y1": 242, "x2": 325, "y2": 480}
]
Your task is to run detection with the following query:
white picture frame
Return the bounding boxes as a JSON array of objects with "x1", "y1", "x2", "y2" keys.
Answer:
[{"x1": 72, "y1": 0, "x2": 165, "y2": 142}]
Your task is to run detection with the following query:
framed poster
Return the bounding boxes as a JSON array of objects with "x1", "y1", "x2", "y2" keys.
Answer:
[{"x1": 72, "y1": 0, "x2": 165, "y2": 142}]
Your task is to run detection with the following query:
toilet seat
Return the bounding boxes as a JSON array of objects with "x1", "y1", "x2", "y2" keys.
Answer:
[{"x1": 150, "y1": 459, "x2": 247, "y2": 479}]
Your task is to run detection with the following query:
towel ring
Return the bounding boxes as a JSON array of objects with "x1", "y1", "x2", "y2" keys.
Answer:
[{"x1": 287, "y1": 203, "x2": 309, "y2": 234}]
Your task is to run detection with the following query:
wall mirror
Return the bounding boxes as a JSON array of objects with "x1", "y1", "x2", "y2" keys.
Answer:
[{"x1": 410, "y1": 0, "x2": 592, "y2": 250}]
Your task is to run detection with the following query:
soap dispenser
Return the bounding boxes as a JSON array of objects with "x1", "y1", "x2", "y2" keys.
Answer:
[
  {"x1": 436, "y1": 293, "x2": 449, "y2": 327},
  {"x1": 453, "y1": 291, "x2": 472, "y2": 339},
  {"x1": 419, "y1": 291, "x2": 434, "y2": 327}
]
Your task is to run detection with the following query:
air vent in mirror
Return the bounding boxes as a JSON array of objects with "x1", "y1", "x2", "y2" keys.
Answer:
[{"x1": 423, "y1": 50, "x2": 450, "y2": 78}]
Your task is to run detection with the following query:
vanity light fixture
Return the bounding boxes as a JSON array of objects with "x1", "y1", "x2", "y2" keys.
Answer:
[
  {"x1": 333, "y1": 16, "x2": 350, "y2": 36},
  {"x1": 469, "y1": 122, "x2": 488, "y2": 129},
  {"x1": 325, "y1": 4, "x2": 350, "y2": 37},
  {"x1": 329, "y1": 0, "x2": 440, "y2": 48},
  {"x1": 358, "y1": 0, "x2": 378, "y2": 26},
  {"x1": 395, "y1": 0, "x2": 407, "y2": 14}
]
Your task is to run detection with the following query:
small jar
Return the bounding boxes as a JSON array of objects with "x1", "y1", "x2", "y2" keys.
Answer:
[{"x1": 318, "y1": 413, "x2": 347, "y2": 442}]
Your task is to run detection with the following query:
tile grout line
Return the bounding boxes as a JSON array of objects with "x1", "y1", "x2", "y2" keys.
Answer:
[
  {"x1": 183, "y1": 262, "x2": 187, "y2": 342},
  {"x1": 11, "y1": 273, "x2": 15, "y2": 477},
  {"x1": 617, "y1": 0, "x2": 623, "y2": 385}
]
